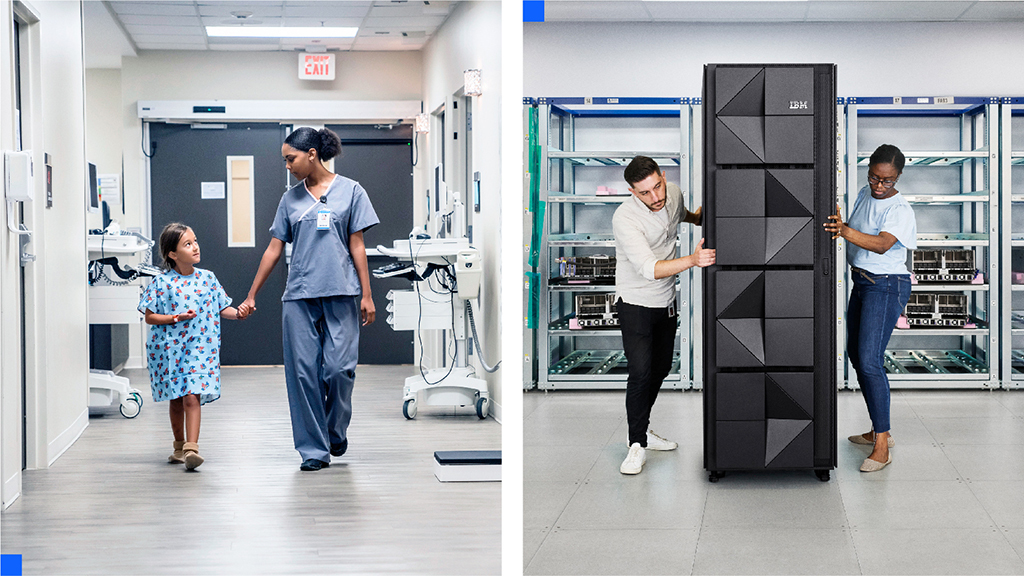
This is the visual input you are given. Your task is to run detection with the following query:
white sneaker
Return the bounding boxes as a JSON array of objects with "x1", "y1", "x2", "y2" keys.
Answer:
[
  {"x1": 645, "y1": 430, "x2": 678, "y2": 451},
  {"x1": 620, "y1": 443, "x2": 646, "y2": 475}
]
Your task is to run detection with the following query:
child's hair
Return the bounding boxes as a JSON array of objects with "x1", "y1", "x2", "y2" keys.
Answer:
[{"x1": 158, "y1": 222, "x2": 190, "y2": 271}]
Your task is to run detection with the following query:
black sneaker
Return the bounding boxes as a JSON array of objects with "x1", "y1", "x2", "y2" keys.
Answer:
[
  {"x1": 330, "y1": 439, "x2": 348, "y2": 457},
  {"x1": 300, "y1": 458, "x2": 330, "y2": 471}
]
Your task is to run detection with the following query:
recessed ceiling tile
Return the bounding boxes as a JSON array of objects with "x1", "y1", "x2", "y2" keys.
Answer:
[
  {"x1": 284, "y1": 5, "x2": 375, "y2": 18},
  {"x1": 125, "y1": 24, "x2": 206, "y2": 36},
  {"x1": 958, "y1": 1, "x2": 1024, "y2": 20},
  {"x1": 110, "y1": 2, "x2": 199, "y2": 17},
  {"x1": 119, "y1": 15, "x2": 201, "y2": 26},
  {"x1": 132, "y1": 34, "x2": 208, "y2": 45},
  {"x1": 805, "y1": 1, "x2": 971, "y2": 21},
  {"x1": 646, "y1": 1, "x2": 809, "y2": 21},
  {"x1": 137, "y1": 43, "x2": 207, "y2": 51},
  {"x1": 197, "y1": 3, "x2": 284, "y2": 17},
  {"x1": 363, "y1": 16, "x2": 447, "y2": 27},
  {"x1": 278, "y1": 17, "x2": 366, "y2": 27},
  {"x1": 545, "y1": 1, "x2": 652, "y2": 21}
]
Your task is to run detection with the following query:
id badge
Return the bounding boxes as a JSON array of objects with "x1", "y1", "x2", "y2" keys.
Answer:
[
  {"x1": 316, "y1": 208, "x2": 331, "y2": 230},
  {"x1": 667, "y1": 300, "x2": 677, "y2": 318}
]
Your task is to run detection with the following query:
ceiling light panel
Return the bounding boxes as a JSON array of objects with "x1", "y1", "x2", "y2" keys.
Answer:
[
  {"x1": 206, "y1": 26, "x2": 359, "y2": 37},
  {"x1": 109, "y1": 2, "x2": 199, "y2": 17},
  {"x1": 368, "y1": 3, "x2": 448, "y2": 17},
  {"x1": 544, "y1": 1, "x2": 653, "y2": 21}
]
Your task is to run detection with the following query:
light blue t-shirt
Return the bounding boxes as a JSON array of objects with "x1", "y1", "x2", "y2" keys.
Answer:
[
  {"x1": 846, "y1": 185, "x2": 917, "y2": 275},
  {"x1": 270, "y1": 175, "x2": 379, "y2": 301}
]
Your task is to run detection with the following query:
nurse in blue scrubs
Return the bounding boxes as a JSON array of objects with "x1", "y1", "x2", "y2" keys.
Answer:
[{"x1": 238, "y1": 127, "x2": 379, "y2": 471}]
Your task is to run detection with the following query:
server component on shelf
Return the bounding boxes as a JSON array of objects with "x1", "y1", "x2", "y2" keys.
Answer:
[
  {"x1": 556, "y1": 255, "x2": 616, "y2": 284},
  {"x1": 573, "y1": 293, "x2": 619, "y2": 328},
  {"x1": 912, "y1": 249, "x2": 976, "y2": 282},
  {"x1": 904, "y1": 292, "x2": 969, "y2": 327}
]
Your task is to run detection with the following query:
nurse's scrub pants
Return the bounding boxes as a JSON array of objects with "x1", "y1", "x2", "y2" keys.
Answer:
[{"x1": 282, "y1": 295, "x2": 360, "y2": 462}]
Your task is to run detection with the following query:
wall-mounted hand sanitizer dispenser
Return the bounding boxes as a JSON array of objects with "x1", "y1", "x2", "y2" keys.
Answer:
[{"x1": 4, "y1": 150, "x2": 34, "y2": 202}]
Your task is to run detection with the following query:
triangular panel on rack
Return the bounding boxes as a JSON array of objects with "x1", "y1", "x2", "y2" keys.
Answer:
[
  {"x1": 720, "y1": 116, "x2": 765, "y2": 161},
  {"x1": 766, "y1": 421, "x2": 814, "y2": 468},
  {"x1": 767, "y1": 372, "x2": 815, "y2": 417},
  {"x1": 765, "y1": 171, "x2": 812, "y2": 218},
  {"x1": 714, "y1": 66, "x2": 764, "y2": 115},
  {"x1": 720, "y1": 318, "x2": 765, "y2": 365},
  {"x1": 765, "y1": 418, "x2": 811, "y2": 467},
  {"x1": 719, "y1": 69, "x2": 765, "y2": 117},
  {"x1": 715, "y1": 119, "x2": 763, "y2": 165},
  {"x1": 715, "y1": 270, "x2": 764, "y2": 317},
  {"x1": 766, "y1": 376, "x2": 813, "y2": 420},
  {"x1": 768, "y1": 169, "x2": 814, "y2": 214},
  {"x1": 767, "y1": 219, "x2": 814, "y2": 265},
  {"x1": 716, "y1": 323, "x2": 765, "y2": 368},
  {"x1": 765, "y1": 217, "x2": 811, "y2": 263},
  {"x1": 719, "y1": 272, "x2": 765, "y2": 320}
]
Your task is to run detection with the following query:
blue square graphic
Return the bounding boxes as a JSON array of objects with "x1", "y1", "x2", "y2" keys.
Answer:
[
  {"x1": 524, "y1": 0, "x2": 545, "y2": 22},
  {"x1": 1, "y1": 555, "x2": 23, "y2": 576}
]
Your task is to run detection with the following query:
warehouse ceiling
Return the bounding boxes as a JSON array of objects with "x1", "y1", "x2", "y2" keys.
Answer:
[
  {"x1": 540, "y1": 1, "x2": 1024, "y2": 22},
  {"x1": 85, "y1": 0, "x2": 458, "y2": 67}
]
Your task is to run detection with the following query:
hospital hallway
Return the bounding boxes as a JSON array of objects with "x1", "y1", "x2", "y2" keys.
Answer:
[{"x1": 0, "y1": 365, "x2": 500, "y2": 575}]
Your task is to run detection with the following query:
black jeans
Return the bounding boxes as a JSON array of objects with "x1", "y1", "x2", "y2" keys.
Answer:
[{"x1": 618, "y1": 299, "x2": 677, "y2": 447}]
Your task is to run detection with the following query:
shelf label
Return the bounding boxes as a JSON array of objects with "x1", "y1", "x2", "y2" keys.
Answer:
[
  {"x1": 916, "y1": 196, "x2": 933, "y2": 203},
  {"x1": 607, "y1": 98, "x2": 619, "y2": 104},
  {"x1": 935, "y1": 96, "x2": 954, "y2": 105},
  {"x1": 917, "y1": 97, "x2": 930, "y2": 104}
]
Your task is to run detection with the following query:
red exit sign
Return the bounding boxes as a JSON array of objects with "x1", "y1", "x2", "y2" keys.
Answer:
[{"x1": 299, "y1": 53, "x2": 335, "y2": 81}]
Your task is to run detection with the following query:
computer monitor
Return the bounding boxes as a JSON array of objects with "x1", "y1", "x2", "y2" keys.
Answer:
[{"x1": 87, "y1": 162, "x2": 99, "y2": 214}]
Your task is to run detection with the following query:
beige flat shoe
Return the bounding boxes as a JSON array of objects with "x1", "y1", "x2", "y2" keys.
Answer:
[
  {"x1": 183, "y1": 442, "x2": 204, "y2": 471},
  {"x1": 860, "y1": 453, "x2": 892, "y2": 472},
  {"x1": 848, "y1": 433, "x2": 895, "y2": 448},
  {"x1": 168, "y1": 440, "x2": 185, "y2": 464}
]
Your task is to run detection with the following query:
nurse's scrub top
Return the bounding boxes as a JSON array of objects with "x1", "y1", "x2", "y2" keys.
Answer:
[
  {"x1": 270, "y1": 174, "x2": 380, "y2": 301},
  {"x1": 138, "y1": 268, "x2": 232, "y2": 405}
]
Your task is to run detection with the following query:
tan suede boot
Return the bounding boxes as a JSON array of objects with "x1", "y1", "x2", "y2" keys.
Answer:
[
  {"x1": 183, "y1": 442, "x2": 204, "y2": 470},
  {"x1": 168, "y1": 440, "x2": 185, "y2": 464}
]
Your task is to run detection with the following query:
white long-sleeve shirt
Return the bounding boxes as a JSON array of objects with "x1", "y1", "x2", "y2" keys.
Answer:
[{"x1": 612, "y1": 181, "x2": 686, "y2": 308}]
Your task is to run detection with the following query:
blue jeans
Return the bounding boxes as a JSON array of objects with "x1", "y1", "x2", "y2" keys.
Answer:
[{"x1": 847, "y1": 270, "x2": 911, "y2": 434}]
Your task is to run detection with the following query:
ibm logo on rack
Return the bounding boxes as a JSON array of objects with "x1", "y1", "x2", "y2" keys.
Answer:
[{"x1": 789, "y1": 101, "x2": 809, "y2": 110}]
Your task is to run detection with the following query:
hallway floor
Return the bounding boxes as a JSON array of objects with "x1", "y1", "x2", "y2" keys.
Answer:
[
  {"x1": 2, "y1": 365, "x2": 500, "y2": 575},
  {"x1": 525, "y1": 388, "x2": 1024, "y2": 575}
]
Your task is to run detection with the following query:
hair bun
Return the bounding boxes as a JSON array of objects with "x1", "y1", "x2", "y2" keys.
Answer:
[{"x1": 318, "y1": 128, "x2": 342, "y2": 161}]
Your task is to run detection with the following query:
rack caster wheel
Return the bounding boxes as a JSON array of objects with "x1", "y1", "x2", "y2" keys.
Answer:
[
  {"x1": 402, "y1": 398, "x2": 417, "y2": 420},
  {"x1": 119, "y1": 396, "x2": 141, "y2": 419},
  {"x1": 815, "y1": 470, "x2": 831, "y2": 482},
  {"x1": 708, "y1": 472, "x2": 723, "y2": 483},
  {"x1": 475, "y1": 397, "x2": 489, "y2": 420}
]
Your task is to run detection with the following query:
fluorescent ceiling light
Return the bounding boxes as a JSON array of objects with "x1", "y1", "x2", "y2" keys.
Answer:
[{"x1": 206, "y1": 26, "x2": 358, "y2": 38}]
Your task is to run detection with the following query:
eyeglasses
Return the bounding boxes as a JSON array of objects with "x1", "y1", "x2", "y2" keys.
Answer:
[{"x1": 867, "y1": 174, "x2": 899, "y2": 189}]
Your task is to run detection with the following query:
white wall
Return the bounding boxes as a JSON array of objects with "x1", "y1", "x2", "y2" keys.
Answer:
[
  {"x1": 2, "y1": 0, "x2": 91, "y2": 508},
  {"x1": 421, "y1": 1, "x2": 503, "y2": 419},
  {"x1": 1, "y1": 0, "x2": 23, "y2": 509},
  {"x1": 85, "y1": 68, "x2": 121, "y2": 232},
  {"x1": 525, "y1": 21, "x2": 1024, "y2": 97}
]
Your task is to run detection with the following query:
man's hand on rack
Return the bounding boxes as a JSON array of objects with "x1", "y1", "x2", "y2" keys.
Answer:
[{"x1": 690, "y1": 238, "x2": 715, "y2": 268}]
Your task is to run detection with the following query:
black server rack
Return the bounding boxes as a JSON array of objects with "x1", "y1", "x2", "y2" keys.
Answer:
[{"x1": 702, "y1": 64, "x2": 837, "y2": 482}]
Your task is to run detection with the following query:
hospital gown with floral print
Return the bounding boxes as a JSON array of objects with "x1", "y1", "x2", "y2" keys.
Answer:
[{"x1": 138, "y1": 268, "x2": 232, "y2": 405}]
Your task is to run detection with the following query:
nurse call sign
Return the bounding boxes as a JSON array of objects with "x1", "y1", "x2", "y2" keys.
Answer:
[{"x1": 299, "y1": 53, "x2": 335, "y2": 81}]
